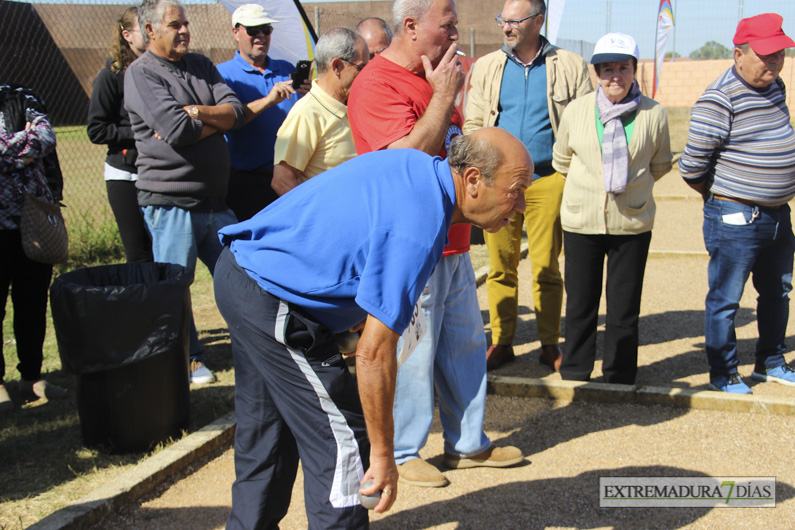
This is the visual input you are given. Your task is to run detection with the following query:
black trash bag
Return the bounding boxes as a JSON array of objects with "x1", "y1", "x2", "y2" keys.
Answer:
[{"x1": 50, "y1": 262, "x2": 194, "y2": 374}]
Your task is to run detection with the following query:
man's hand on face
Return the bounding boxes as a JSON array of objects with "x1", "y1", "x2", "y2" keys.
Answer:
[{"x1": 421, "y1": 43, "x2": 465, "y2": 100}]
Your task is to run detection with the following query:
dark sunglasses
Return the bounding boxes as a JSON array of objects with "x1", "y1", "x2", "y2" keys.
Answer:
[{"x1": 239, "y1": 24, "x2": 273, "y2": 37}]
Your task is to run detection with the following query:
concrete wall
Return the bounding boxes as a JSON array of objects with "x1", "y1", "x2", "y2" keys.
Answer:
[{"x1": 630, "y1": 59, "x2": 794, "y2": 117}]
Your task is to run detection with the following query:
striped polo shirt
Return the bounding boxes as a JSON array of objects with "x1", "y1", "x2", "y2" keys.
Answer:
[{"x1": 679, "y1": 66, "x2": 795, "y2": 207}]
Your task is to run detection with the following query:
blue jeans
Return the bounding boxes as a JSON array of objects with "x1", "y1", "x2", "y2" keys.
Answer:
[
  {"x1": 393, "y1": 252, "x2": 491, "y2": 463},
  {"x1": 703, "y1": 196, "x2": 795, "y2": 379},
  {"x1": 142, "y1": 205, "x2": 238, "y2": 360}
]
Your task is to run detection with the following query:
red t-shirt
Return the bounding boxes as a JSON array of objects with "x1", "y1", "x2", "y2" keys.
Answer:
[{"x1": 348, "y1": 54, "x2": 470, "y2": 256}]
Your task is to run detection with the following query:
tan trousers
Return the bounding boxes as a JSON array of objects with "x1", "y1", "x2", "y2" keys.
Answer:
[{"x1": 484, "y1": 172, "x2": 565, "y2": 346}]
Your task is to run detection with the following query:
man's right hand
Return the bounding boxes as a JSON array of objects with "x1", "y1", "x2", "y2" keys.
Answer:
[
  {"x1": 421, "y1": 43, "x2": 465, "y2": 100},
  {"x1": 267, "y1": 80, "x2": 296, "y2": 106},
  {"x1": 360, "y1": 453, "x2": 399, "y2": 513}
]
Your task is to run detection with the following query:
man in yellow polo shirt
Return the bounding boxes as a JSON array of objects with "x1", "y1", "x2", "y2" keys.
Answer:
[{"x1": 271, "y1": 28, "x2": 368, "y2": 194}]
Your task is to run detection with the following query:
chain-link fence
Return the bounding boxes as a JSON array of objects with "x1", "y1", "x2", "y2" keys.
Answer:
[
  {"x1": 1, "y1": 1, "x2": 251, "y2": 235},
  {"x1": 0, "y1": 0, "x2": 400, "y2": 234}
]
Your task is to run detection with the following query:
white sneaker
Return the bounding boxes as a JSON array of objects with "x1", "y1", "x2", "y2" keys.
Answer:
[{"x1": 190, "y1": 361, "x2": 216, "y2": 384}]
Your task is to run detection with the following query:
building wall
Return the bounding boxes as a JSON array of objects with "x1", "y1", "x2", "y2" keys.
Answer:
[{"x1": 633, "y1": 59, "x2": 793, "y2": 117}]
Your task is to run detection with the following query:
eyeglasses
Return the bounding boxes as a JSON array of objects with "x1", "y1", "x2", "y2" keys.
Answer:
[
  {"x1": 341, "y1": 58, "x2": 365, "y2": 71},
  {"x1": 495, "y1": 13, "x2": 541, "y2": 29},
  {"x1": 239, "y1": 24, "x2": 273, "y2": 37},
  {"x1": 368, "y1": 47, "x2": 387, "y2": 60}
]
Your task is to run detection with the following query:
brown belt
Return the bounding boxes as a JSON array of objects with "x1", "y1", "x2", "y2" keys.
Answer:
[{"x1": 712, "y1": 194, "x2": 782, "y2": 210}]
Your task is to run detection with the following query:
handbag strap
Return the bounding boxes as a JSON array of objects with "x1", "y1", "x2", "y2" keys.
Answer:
[{"x1": 12, "y1": 173, "x2": 65, "y2": 208}]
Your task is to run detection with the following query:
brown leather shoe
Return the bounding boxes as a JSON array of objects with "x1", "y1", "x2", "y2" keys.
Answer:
[
  {"x1": 486, "y1": 344, "x2": 515, "y2": 371},
  {"x1": 397, "y1": 458, "x2": 449, "y2": 487},
  {"x1": 444, "y1": 445, "x2": 524, "y2": 469},
  {"x1": 539, "y1": 344, "x2": 563, "y2": 371}
]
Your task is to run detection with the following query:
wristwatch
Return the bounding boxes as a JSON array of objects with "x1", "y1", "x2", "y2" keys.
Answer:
[{"x1": 188, "y1": 105, "x2": 199, "y2": 119}]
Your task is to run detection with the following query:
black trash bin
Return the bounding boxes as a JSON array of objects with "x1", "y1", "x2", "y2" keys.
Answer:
[{"x1": 50, "y1": 262, "x2": 194, "y2": 453}]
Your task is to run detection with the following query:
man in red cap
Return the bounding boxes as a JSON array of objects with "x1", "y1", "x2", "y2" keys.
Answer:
[{"x1": 680, "y1": 13, "x2": 795, "y2": 394}]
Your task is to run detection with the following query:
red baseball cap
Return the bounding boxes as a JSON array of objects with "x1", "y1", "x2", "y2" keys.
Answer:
[{"x1": 733, "y1": 13, "x2": 795, "y2": 55}]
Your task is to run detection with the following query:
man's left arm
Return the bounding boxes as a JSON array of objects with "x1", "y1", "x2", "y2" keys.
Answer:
[
  {"x1": 272, "y1": 162, "x2": 305, "y2": 196},
  {"x1": 462, "y1": 58, "x2": 488, "y2": 134},
  {"x1": 573, "y1": 55, "x2": 595, "y2": 97},
  {"x1": 550, "y1": 52, "x2": 593, "y2": 134},
  {"x1": 183, "y1": 64, "x2": 247, "y2": 132},
  {"x1": 271, "y1": 103, "x2": 317, "y2": 195},
  {"x1": 355, "y1": 314, "x2": 400, "y2": 513}
]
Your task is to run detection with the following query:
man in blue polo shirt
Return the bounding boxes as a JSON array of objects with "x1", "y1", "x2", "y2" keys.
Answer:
[
  {"x1": 215, "y1": 128, "x2": 531, "y2": 529},
  {"x1": 217, "y1": 4, "x2": 309, "y2": 221}
]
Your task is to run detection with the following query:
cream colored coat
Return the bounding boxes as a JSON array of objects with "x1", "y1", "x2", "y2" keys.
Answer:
[
  {"x1": 463, "y1": 46, "x2": 593, "y2": 136},
  {"x1": 552, "y1": 93, "x2": 673, "y2": 235}
]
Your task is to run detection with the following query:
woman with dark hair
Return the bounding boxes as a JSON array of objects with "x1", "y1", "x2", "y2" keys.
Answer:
[
  {"x1": 1, "y1": 85, "x2": 67, "y2": 412},
  {"x1": 87, "y1": 6, "x2": 152, "y2": 263},
  {"x1": 553, "y1": 33, "x2": 672, "y2": 385}
]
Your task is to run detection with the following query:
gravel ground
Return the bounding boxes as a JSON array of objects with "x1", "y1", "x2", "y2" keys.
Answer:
[
  {"x1": 101, "y1": 396, "x2": 795, "y2": 529},
  {"x1": 97, "y1": 174, "x2": 795, "y2": 528}
]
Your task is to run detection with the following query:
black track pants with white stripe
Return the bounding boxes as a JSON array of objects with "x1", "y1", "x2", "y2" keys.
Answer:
[{"x1": 215, "y1": 247, "x2": 370, "y2": 530}]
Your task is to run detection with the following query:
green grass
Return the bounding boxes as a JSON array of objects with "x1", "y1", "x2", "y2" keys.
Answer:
[
  {"x1": 62, "y1": 212, "x2": 125, "y2": 271},
  {"x1": 50, "y1": 126, "x2": 128, "y2": 269}
]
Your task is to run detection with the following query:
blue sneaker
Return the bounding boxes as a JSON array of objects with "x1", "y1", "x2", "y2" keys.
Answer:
[
  {"x1": 751, "y1": 364, "x2": 795, "y2": 387},
  {"x1": 708, "y1": 374, "x2": 752, "y2": 394}
]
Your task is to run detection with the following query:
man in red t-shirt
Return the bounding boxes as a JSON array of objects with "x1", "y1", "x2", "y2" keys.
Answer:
[{"x1": 348, "y1": 0, "x2": 524, "y2": 489}]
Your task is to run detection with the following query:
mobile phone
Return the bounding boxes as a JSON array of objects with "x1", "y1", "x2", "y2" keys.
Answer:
[{"x1": 292, "y1": 60, "x2": 312, "y2": 89}]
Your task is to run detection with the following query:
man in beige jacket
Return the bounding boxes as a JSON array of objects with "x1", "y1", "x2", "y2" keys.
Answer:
[{"x1": 464, "y1": 0, "x2": 592, "y2": 371}]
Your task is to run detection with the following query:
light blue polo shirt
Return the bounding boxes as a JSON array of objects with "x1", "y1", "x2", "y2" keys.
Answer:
[
  {"x1": 219, "y1": 149, "x2": 455, "y2": 334},
  {"x1": 217, "y1": 52, "x2": 298, "y2": 170}
]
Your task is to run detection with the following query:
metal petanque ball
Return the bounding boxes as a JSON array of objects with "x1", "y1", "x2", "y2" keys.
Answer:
[{"x1": 358, "y1": 479, "x2": 381, "y2": 510}]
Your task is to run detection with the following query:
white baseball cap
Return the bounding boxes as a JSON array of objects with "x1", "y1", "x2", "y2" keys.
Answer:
[
  {"x1": 232, "y1": 4, "x2": 278, "y2": 27},
  {"x1": 591, "y1": 33, "x2": 639, "y2": 65}
]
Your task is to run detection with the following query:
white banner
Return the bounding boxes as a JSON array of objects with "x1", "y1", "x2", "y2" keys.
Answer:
[
  {"x1": 546, "y1": 0, "x2": 566, "y2": 45},
  {"x1": 654, "y1": 0, "x2": 674, "y2": 98},
  {"x1": 219, "y1": 0, "x2": 315, "y2": 64}
]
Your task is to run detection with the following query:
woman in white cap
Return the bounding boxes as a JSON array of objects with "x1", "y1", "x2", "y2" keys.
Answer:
[{"x1": 552, "y1": 33, "x2": 672, "y2": 385}]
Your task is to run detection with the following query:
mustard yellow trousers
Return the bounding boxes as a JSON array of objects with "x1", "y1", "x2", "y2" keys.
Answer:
[{"x1": 484, "y1": 172, "x2": 565, "y2": 346}]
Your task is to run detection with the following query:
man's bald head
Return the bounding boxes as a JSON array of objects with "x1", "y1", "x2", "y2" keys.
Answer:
[
  {"x1": 449, "y1": 128, "x2": 532, "y2": 186},
  {"x1": 356, "y1": 17, "x2": 392, "y2": 58},
  {"x1": 450, "y1": 128, "x2": 533, "y2": 233}
]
